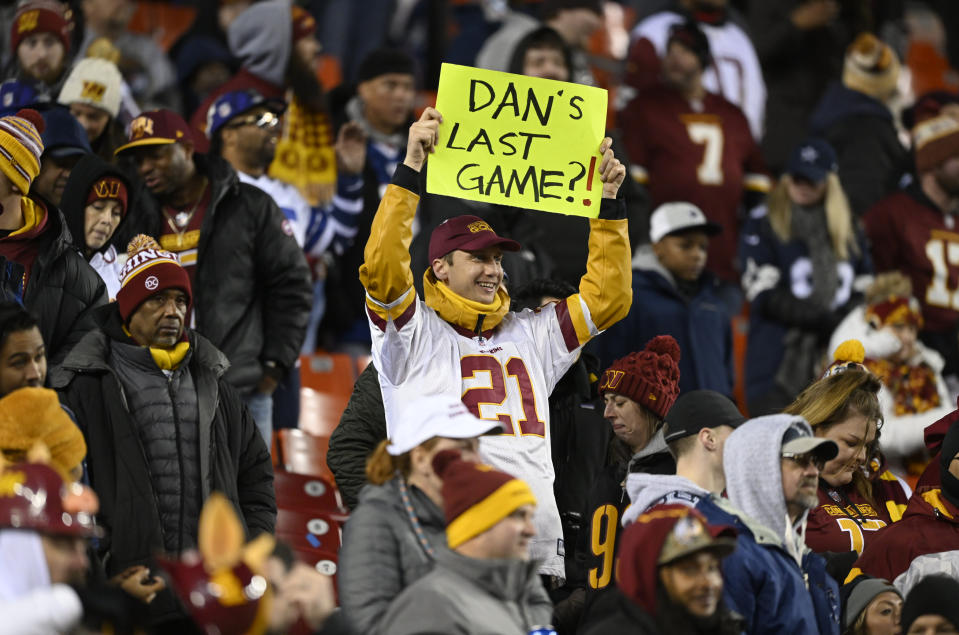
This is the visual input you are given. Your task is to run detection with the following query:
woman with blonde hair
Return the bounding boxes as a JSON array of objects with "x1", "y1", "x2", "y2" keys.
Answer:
[
  {"x1": 741, "y1": 137, "x2": 873, "y2": 415},
  {"x1": 338, "y1": 396, "x2": 500, "y2": 635},
  {"x1": 783, "y1": 341, "x2": 910, "y2": 557}
]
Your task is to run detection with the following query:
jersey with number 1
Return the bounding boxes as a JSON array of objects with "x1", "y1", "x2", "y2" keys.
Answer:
[
  {"x1": 620, "y1": 84, "x2": 769, "y2": 282},
  {"x1": 864, "y1": 186, "x2": 959, "y2": 333}
]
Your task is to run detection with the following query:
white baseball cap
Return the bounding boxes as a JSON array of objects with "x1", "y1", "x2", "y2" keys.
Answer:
[
  {"x1": 386, "y1": 396, "x2": 503, "y2": 455},
  {"x1": 649, "y1": 201, "x2": 722, "y2": 243}
]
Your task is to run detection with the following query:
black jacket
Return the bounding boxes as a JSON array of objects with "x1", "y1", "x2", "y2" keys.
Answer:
[
  {"x1": 328, "y1": 363, "x2": 386, "y2": 510},
  {"x1": 115, "y1": 154, "x2": 312, "y2": 392},
  {"x1": 50, "y1": 305, "x2": 276, "y2": 579},
  {"x1": 582, "y1": 587, "x2": 745, "y2": 635},
  {"x1": 0, "y1": 198, "x2": 108, "y2": 366}
]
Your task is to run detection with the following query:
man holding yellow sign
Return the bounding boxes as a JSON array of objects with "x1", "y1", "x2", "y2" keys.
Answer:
[{"x1": 358, "y1": 61, "x2": 631, "y2": 582}]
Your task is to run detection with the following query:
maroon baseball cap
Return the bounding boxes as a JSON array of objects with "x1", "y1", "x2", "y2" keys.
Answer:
[
  {"x1": 428, "y1": 215, "x2": 521, "y2": 262},
  {"x1": 115, "y1": 109, "x2": 193, "y2": 155}
]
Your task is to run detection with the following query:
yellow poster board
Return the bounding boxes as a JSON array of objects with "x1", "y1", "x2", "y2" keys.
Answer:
[{"x1": 427, "y1": 63, "x2": 608, "y2": 217}]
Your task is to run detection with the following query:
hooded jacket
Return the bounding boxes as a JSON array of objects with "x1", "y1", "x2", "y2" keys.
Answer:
[
  {"x1": 338, "y1": 478, "x2": 446, "y2": 635},
  {"x1": 622, "y1": 472, "x2": 710, "y2": 526},
  {"x1": 379, "y1": 547, "x2": 553, "y2": 635},
  {"x1": 358, "y1": 163, "x2": 632, "y2": 579},
  {"x1": 697, "y1": 414, "x2": 840, "y2": 635},
  {"x1": 592, "y1": 244, "x2": 734, "y2": 396},
  {"x1": 115, "y1": 154, "x2": 312, "y2": 393},
  {"x1": 60, "y1": 156, "x2": 132, "y2": 299},
  {"x1": 0, "y1": 197, "x2": 107, "y2": 366},
  {"x1": 808, "y1": 82, "x2": 908, "y2": 216}
]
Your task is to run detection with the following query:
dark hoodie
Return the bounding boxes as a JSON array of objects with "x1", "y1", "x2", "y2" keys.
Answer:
[
  {"x1": 60, "y1": 155, "x2": 131, "y2": 257},
  {"x1": 808, "y1": 82, "x2": 907, "y2": 216}
]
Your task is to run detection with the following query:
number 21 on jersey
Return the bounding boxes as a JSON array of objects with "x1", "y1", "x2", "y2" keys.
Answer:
[{"x1": 460, "y1": 355, "x2": 545, "y2": 436}]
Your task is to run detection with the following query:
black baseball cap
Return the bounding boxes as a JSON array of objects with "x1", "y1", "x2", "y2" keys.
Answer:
[{"x1": 663, "y1": 390, "x2": 747, "y2": 443}]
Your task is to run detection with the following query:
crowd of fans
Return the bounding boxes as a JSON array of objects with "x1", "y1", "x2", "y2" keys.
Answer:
[{"x1": 0, "y1": 0, "x2": 958, "y2": 633}]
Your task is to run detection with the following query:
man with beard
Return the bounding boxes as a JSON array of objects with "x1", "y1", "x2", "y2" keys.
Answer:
[
  {"x1": 864, "y1": 114, "x2": 959, "y2": 378},
  {"x1": 6, "y1": 1, "x2": 73, "y2": 101},
  {"x1": 115, "y1": 109, "x2": 312, "y2": 449},
  {"x1": 696, "y1": 416, "x2": 841, "y2": 635}
]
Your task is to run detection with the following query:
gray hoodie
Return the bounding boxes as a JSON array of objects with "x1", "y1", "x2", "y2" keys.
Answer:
[
  {"x1": 723, "y1": 414, "x2": 814, "y2": 564},
  {"x1": 622, "y1": 472, "x2": 709, "y2": 526},
  {"x1": 228, "y1": 0, "x2": 293, "y2": 86}
]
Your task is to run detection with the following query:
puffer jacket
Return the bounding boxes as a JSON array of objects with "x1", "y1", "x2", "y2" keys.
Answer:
[
  {"x1": 0, "y1": 197, "x2": 107, "y2": 366},
  {"x1": 110, "y1": 340, "x2": 202, "y2": 555},
  {"x1": 338, "y1": 478, "x2": 446, "y2": 635},
  {"x1": 380, "y1": 547, "x2": 554, "y2": 635},
  {"x1": 50, "y1": 304, "x2": 275, "y2": 622},
  {"x1": 114, "y1": 154, "x2": 312, "y2": 392}
]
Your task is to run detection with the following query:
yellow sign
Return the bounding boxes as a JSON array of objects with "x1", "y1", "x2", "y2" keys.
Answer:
[{"x1": 427, "y1": 63, "x2": 608, "y2": 218}]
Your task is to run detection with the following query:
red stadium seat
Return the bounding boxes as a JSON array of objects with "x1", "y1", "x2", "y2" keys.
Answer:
[
  {"x1": 273, "y1": 469, "x2": 346, "y2": 516},
  {"x1": 299, "y1": 353, "x2": 356, "y2": 436},
  {"x1": 276, "y1": 508, "x2": 342, "y2": 554},
  {"x1": 278, "y1": 429, "x2": 335, "y2": 483}
]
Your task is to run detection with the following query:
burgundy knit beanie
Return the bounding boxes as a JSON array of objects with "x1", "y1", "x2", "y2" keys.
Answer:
[{"x1": 599, "y1": 335, "x2": 681, "y2": 419}]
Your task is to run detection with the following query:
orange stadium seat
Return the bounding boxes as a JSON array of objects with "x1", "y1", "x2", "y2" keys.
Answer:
[
  {"x1": 299, "y1": 353, "x2": 356, "y2": 436},
  {"x1": 276, "y1": 508, "x2": 343, "y2": 555},
  {"x1": 273, "y1": 469, "x2": 347, "y2": 517},
  {"x1": 126, "y1": 2, "x2": 197, "y2": 52},
  {"x1": 278, "y1": 428, "x2": 335, "y2": 483}
]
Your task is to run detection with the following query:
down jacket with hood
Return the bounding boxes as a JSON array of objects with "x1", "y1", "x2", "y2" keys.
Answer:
[
  {"x1": 115, "y1": 153, "x2": 312, "y2": 394},
  {"x1": 60, "y1": 155, "x2": 132, "y2": 299},
  {"x1": 696, "y1": 415, "x2": 840, "y2": 635}
]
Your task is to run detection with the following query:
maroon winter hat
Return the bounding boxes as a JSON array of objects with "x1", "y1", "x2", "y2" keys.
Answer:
[
  {"x1": 116, "y1": 235, "x2": 192, "y2": 322},
  {"x1": 11, "y1": 1, "x2": 72, "y2": 55},
  {"x1": 599, "y1": 335, "x2": 681, "y2": 419},
  {"x1": 428, "y1": 215, "x2": 521, "y2": 263}
]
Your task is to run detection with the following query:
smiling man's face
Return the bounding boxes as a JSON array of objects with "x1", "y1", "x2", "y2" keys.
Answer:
[{"x1": 432, "y1": 247, "x2": 504, "y2": 304}]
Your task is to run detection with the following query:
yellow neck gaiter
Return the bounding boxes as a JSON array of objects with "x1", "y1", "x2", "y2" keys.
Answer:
[
  {"x1": 422, "y1": 268, "x2": 510, "y2": 334},
  {"x1": 122, "y1": 325, "x2": 191, "y2": 370},
  {"x1": 10, "y1": 197, "x2": 43, "y2": 236}
]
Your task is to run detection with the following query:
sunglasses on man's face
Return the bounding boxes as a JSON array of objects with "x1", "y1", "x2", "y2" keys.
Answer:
[
  {"x1": 228, "y1": 111, "x2": 281, "y2": 131},
  {"x1": 782, "y1": 451, "x2": 826, "y2": 471}
]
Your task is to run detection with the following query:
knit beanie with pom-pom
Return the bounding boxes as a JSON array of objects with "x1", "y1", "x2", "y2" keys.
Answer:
[
  {"x1": 599, "y1": 335, "x2": 681, "y2": 419},
  {"x1": 116, "y1": 234, "x2": 192, "y2": 322},
  {"x1": 0, "y1": 108, "x2": 44, "y2": 194}
]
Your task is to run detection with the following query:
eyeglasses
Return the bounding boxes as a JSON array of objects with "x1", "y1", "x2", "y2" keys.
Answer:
[
  {"x1": 227, "y1": 111, "x2": 281, "y2": 131},
  {"x1": 782, "y1": 452, "x2": 826, "y2": 471}
]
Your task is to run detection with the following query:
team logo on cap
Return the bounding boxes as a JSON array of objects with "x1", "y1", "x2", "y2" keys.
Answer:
[
  {"x1": 130, "y1": 116, "x2": 155, "y2": 140},
  {"x1": 467, "y1": 220, "x2": 493, "y2": 234},
  {"x1": 600, "y1": 369, "x2": 625, "y2": 391},
  {"x1": 17, "y1": 11, "x2": 39, "y2": 33},
  {"x1": 800, "y1": 146, "x2": 818, "y2": 164},
  {"x1": 81, "y1": 81, "x2": 106, "y2": 103},
  {"x1": 144, "y1": 275, "x2": 159, "y2": 290},
  {"x1": 93, "y1": 180, "x2": 120, "y2": 198}
]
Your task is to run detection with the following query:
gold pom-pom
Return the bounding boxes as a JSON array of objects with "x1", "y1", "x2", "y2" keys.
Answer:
[
  {"x1": 126, "y1": 234, "x2": 161, "y2": 258},
  {"x1": 833, "y1": 339, "x2": 865, "y2": 364}
]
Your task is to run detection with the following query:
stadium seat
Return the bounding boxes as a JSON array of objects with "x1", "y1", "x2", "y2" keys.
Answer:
[
  {"x1": 273, "y1": 469, "x2": 347, "y2": 517},
  {"x1": 299, "y1": 353, "x2": 356, "y2": 436},
  {"x1": 278, "y1": 429, "x2": 335, "y2": 483},
  {"x1": 276, "y1": 508, "x2": 343, "y2": 554}
]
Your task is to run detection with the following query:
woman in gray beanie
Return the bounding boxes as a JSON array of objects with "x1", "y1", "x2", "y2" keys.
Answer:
[{"x1": 841, "y1": 575, "x2": 902, "y2": 635}]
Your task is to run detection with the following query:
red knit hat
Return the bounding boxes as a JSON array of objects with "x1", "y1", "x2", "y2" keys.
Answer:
[
  {"x1": 618, "y1": 505, "x2": 735, "y2": 617},
  {"x1": 85, "y1": 176, "x2": 128, "y2": 216},
  {"x1": 11, "y1": 1, "x2": 72, "y2": 55},
  {"x1": 432, "y1": 449, "x2": 537, "y2": 549},
  {"x1": 913, "y1": 114, "x2": 959, "y2": 173},
  {"x1": 116, "y1": 235, "x2": 192, "y2": 322},
  {"x1": 599, "y1": 336, "x2": 681, "y2": 419},
  {"x1": 291, "y1": 6, "x2": 316, "y2": 42}
]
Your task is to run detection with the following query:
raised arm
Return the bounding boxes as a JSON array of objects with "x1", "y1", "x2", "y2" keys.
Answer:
[
  {"x1": 358, "y1": 109, "x2": 443, "y2": 322},
  {"x1": 563, "y1": 138, "x2": 632, "y2": 347}
]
